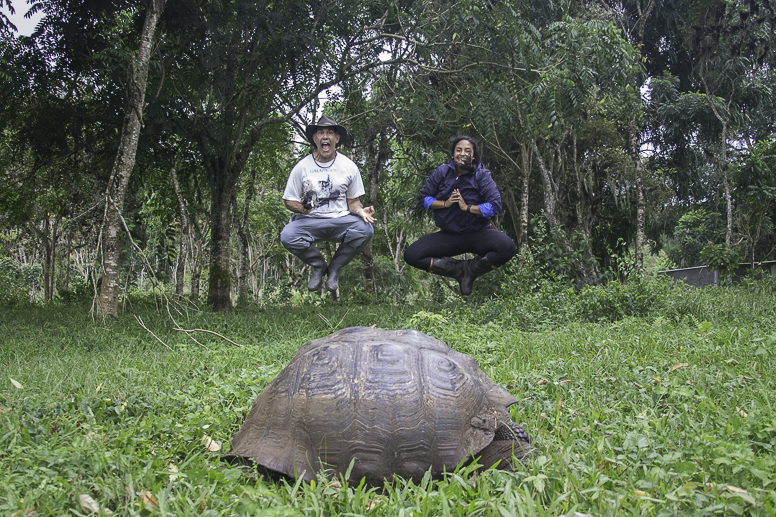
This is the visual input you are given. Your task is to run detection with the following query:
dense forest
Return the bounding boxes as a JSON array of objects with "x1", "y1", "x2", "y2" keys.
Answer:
[{"x1": 1, "y1": 0, "x2": 775, "y2": 314}]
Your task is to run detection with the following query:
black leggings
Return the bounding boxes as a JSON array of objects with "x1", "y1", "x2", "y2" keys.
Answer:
[{"x1": 404, "y1": 228, "x2": 516, "y2": 271}]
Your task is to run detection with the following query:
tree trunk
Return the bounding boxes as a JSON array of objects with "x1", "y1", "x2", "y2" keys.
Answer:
[
  {"x1": 360, "y1": 133, "x2": 389, "y2": 294},
  {"x1": 174, "y1": 240, "x2": 186, "y2": 298},
  {"x1": 529, "y1": 138, "x2": 559, "y2": 230},
  {"x1": 190, "y1": 258, "x2": 202, "y2": 303},
  {"x1": 205, "y1": 156, "x2": 242, "y2": 311},
  {"x1": 235, "y1": 205, "x2": 249, "y2": 304},
  {"x1": 170, "y1": 163, "x2": 188, "y2": 299},
  {"x1": 236, "y1": 166, "x2": 257, "y2": 305},
  {"x1": 98, "y1": 0, "x2": 165, "y2": 318},
  {"x1": 722, "y1": 134, "x2": 732, "y2": 248},
  {"x1": 632, "y1": 0, "x2": 654, "y2": 268},
  {"x1": 360, "y1": 241, "x2": 375, "y2": 294},
  {"x1": 361, "y1": 152, "x2": 378, "y2": 293},
  {"x1": 33, "y1": 214, "x2": 59, "y2": 302},
  {"x1": 629, "y1": 114, "x2": 647, "y2": 268},
  {"x1": 381, "y1": 210, "x2": 406, "y2": 273},
  {"x1": 284, "y1": 251, "x2": 301, "y2": 291},
  {"x1": 702, "y1": 80, "x2": 734, "y2": 248},
  {"x1": 190, "y1": 210, "x2": 209, "y2": 304},
  {"x1": 42, "y1": 217, "x2": 51, "y2": 302},
  {"x1": 208, "y1": 199, "x2": 235, "y2": 310},
  {"x1": 249, "y1": 245, "x2": 258, "y2": 301},
  {"x1": 64, "y1": 233, "x2": 71, "y2": 293},
  {"x1": 49, "y1": 218, "x2": 58, "y2": 301},
  {"x1": 519, "y1": 142, "x2": 530, "y2": 253},
  {"x1": 572, "y1": 133, "x2": 593, "y2": 242}
]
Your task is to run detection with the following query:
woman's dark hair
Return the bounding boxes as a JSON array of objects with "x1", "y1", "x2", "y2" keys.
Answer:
[{"x1": 449, "y1": 135, "x2": 481, "y2": 166}]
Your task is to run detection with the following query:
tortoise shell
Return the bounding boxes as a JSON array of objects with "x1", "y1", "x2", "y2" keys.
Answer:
[{"x1": 228, "y1": 327, "x2": 526, "y2": 484}]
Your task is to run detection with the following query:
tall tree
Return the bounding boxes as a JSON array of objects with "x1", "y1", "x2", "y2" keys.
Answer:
[
  {"x1": 607, "y1": 0, "x2": 656, "y2": 267},
  {"x1": 684, "y1": 0, "x2": 776, "y2": 248},
  {"x1": 98, "y1": 0, "x2": 165, "y2": 317}
]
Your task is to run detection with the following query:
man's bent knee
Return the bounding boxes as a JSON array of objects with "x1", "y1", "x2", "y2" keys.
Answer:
[
  {"x1": 343, "y1": 220, "x2": 374, "y2": 250},
  {"x1": 280, "y1": 225, "x2": 311, "y2": 254}
]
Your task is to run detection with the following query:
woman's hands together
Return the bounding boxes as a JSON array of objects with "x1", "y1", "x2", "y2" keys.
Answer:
[{"x1": 446, "y1": 189, "x2": 467, "y2": 210}]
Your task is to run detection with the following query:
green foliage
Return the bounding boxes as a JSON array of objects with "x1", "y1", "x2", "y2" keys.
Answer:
[
  {"x1": 528, "y1": 218, "x2": 599, "y2": 284},
  {"x1": 700, "y1": 243, "x2": 742, "y2": 278},
  {"x1": 600, "y1": 238, "x2": 639, "y2": 283},
  {"x1": 574, "y1": 277, "x2": 673, "y2": 323},
  {"x1": 407, "y1": 309, "x2": 450, "y2": 335},
  {"x1": 493, "y1": 259, "x2": 776, "y2": 330},
  {"x1": 734, "y1": 137, "x2": 776, "y2": 262},
  {"x1": 650, "y1": 248, "x2": 677, "y2": 273},
  {"x1": 367, "y1": 255, "x2": 410, "y2": 301},
  {"x1": 738, "y1": 269, "x2": 776, "y2": 294},
  {"x1": 0, "y1": 257, "x2": 41, "y2": 305},
  {"x1": 665, "y1": 208, "x2": 725, "y2": 268}
]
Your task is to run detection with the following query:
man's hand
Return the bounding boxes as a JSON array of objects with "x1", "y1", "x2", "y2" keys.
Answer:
[
  {"x1": 347, "y1": 198, "x2": 376, "y2": 223},
  {"x1": 356, "y1": 205, "x2": 376, "y2": 223}
]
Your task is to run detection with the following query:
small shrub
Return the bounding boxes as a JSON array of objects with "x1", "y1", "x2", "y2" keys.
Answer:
[
  {"x1": 700, "y1": 243, "x2": 741, "y2": 277},
  {"x1": 371, "y1": 255, "x2": 411, "y2": 301},
  {"x1": 664, "y1": 208, "x2": 725, "y2": 268},
  {"x1": 495, "y1": 249, "x2": 546, "y2": 296},
  {"x1": 574, "y1": 276, "x2": 674, "y2": 323},
  {"x1": 0, "y1": 258, "x2": 41, "y2": 305},
  {"x1": 600, "y1": 238, "x2": 638, "y2": 283},
  {"x1": 739, "y1": 269, "x2": 776, "y2": 293},
  {"x1": 574, "y1": 283, "x2": 623, "y2": 322},
  {"x1": 57, "y1": 276, "x2": 95, "y2": 304},
  {"x1": 529, "y1": 218, "x2": 598, "y2": 283},
  {"x1": 407, "y1": 309, "x2": 450, "y2": 332}
]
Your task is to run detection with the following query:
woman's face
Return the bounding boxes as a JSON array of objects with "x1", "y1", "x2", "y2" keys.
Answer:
[{"x1": 453, "y1": 140, "x2": 475, "y2": 171}]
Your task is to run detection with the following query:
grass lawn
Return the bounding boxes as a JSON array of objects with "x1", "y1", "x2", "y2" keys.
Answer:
[{"x1": 1, "y1": 284, "x2": 775, "y2": 516}]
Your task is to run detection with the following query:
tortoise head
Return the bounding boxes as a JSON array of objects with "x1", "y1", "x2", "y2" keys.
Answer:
[{"x1": 471, "y1": 422, "x2": 537, "y2": 471}]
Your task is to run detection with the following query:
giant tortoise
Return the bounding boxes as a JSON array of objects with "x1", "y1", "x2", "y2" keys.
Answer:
[{"x1": 226, "y1": 327, "x2": 535, "y2": 484}]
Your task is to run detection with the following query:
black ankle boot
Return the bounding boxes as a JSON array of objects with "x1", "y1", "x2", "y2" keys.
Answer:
[
  {"x1": 325, "y1": 244, "x2": 360, "y2": 292},
  {"x1": 460, "y1": 256, "x2": 494, "y2": 295},
  {"x1": 429, "y1": 257, "x2": 466, "y2": 292},
  {"x1": 297, "y1": 246, "x2": 327, "y2": 291}
]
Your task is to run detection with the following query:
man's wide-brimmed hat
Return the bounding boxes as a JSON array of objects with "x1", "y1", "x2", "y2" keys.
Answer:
[{"x1": 305, "y1": 115, "x2": 348, "y2": 148}]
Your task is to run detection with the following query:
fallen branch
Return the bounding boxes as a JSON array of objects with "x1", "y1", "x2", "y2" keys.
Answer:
[
  {"x1": 178, "y1": 331, "x2": 211, "y2": 350},
  {"x1": 135, "y1": 316, "x2": 173, "y2": 351},
  {"x1": 173, "y1": 327, "x2": 244, "y2": 348}
]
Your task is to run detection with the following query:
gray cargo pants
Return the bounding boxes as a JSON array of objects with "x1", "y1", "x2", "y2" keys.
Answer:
[{"x1": 280, "y1": 214, "x2": 374, "y2": 256}]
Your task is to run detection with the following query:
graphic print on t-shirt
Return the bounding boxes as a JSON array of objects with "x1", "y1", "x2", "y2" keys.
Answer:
[
  {"x1": 301, "y1": 179, "x2": 318, "y2": 209},
  {"x1": 301, "y1": 174, "x2": 340, "y2": 210}
]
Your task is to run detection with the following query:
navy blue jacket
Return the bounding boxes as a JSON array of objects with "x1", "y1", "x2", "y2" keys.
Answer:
[{"x1": 419, "y1": 160, "x2": 502, "y2": 233}]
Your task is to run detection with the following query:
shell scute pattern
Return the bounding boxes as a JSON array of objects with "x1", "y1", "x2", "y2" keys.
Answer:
[{"x1": 228, "y1": 327, "x2": 530, "y2": 484}]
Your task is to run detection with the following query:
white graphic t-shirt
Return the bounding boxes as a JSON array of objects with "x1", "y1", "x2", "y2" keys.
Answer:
[{"x1": 282, "y1": 153, "x2": 365, "y2": 218}]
